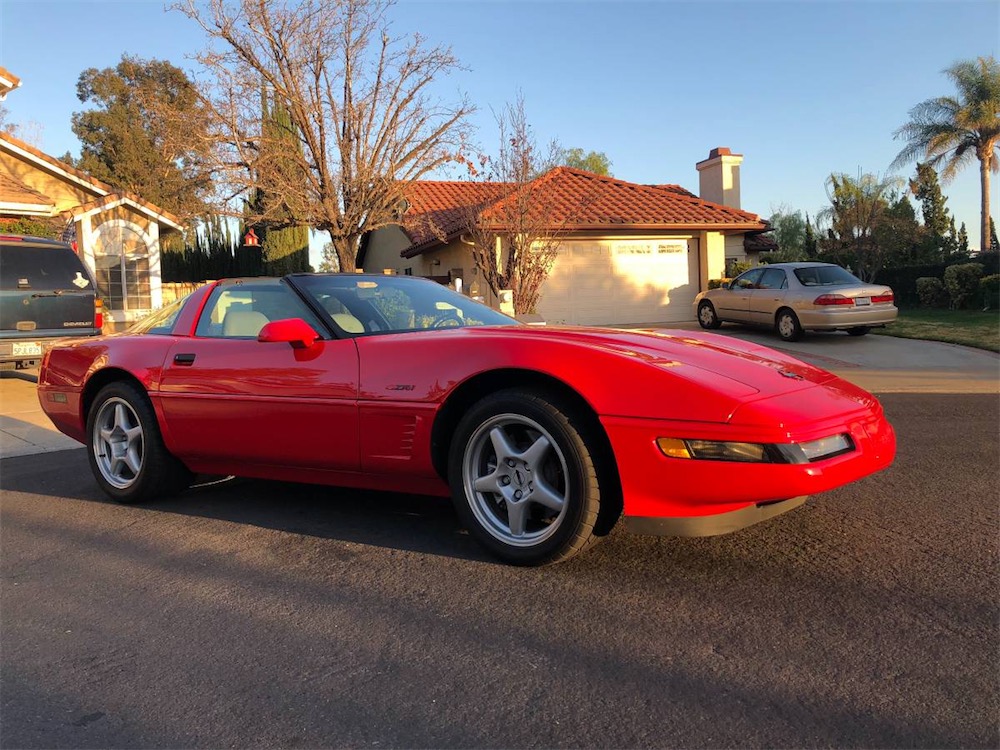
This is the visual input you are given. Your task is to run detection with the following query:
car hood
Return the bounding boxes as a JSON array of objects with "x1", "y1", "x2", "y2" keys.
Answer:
[{"x1": 504, "y1": 325, "x2": 837, "y2": 396}]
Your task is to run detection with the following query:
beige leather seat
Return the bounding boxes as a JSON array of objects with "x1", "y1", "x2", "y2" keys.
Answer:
[
  {"x1": 222, "y1": 310, "x2": 269, "y2": 337},
  {"x1": 331, "y1": 312, "x2": 365, "y2": 334}
]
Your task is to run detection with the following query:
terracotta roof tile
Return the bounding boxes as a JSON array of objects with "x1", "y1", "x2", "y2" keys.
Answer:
[
  {"x1": 399, "y1": 167, "x2": 765, "y2": 257},
  {"x1": 0, "y1": 172, "x2": 54, "y2": 208},
  {"x1": 400, "y1": 181, "x2": 503, "y2": 253}
]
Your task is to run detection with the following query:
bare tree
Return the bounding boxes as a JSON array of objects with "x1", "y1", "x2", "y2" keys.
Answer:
[
  {"x1": 173, "y1": 0, "x2": 473, "y2": 271},
  {"x1": 460, "y1": 96, "x2": 587, "y2": 314}
]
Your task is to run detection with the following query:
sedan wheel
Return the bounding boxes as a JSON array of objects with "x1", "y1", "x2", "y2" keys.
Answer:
[
  {"x1": 697, "y1": 301, "x2": 722, "y2": 330},
  {"x1": 87, "y1": 381, "x2": 193, "y2": 503},
  {"x1": 449, "y1": 390, "x2": 604, "y2": 565},
  {"x1": 775, "y1": 309, "x2": 803, "y2": 342}
]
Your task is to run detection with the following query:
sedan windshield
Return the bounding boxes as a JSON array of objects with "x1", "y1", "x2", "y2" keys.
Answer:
[
  {"x1": 793, "y1": 266, "x2": 862, "y2": 287},
  {"x1": 292, "y1": 274, "x2": 518, "y2": 335}
]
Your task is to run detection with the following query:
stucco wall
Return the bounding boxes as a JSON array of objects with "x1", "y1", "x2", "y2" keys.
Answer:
[
  {"x1": 698, "y1": 231, "x2": 727, "y2": 289},
  {"x1": 362, "y1": 224, "x2": 412, "y2": 273},
  {"x1": 0, "y1": 151, "x2": 100, "y2": 211}
]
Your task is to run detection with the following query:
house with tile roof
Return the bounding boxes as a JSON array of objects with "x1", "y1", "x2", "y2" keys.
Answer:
[
  {"x1": 360, "y1": 147, "x2": 775, "y2": 325},
  {"x1": 1, "y1": 117, "x2": 182, "y2": 329}
]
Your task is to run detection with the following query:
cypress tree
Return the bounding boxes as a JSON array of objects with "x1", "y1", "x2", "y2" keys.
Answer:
[
  {"x1": 910, "y1": 163, "x2": 951, "y2": 261},
  {"x1": 958, "y1": 222, "x2": 970, "y2": 255},
  {"x1": 804, "y1": 213, "x2": 818, "y2": 258},
  {"x1": 245, "y1": 92, "x2": 311, "y2": 276}
]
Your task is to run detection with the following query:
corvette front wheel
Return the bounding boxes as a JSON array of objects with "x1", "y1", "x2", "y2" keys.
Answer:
[
  {"x1": 449, "y1": 390, "x2": 603, "y2": 565},
  {"x1": 87, "y1": 381, "x2": 192, "y2": 504}
]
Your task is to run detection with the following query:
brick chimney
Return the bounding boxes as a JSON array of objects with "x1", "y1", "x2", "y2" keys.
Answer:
[{"x1": 696, "y1": 147, "x2": 743, "y2": 208}]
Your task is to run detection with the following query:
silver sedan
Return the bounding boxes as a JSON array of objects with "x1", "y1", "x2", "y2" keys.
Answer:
[{"x1": 693, "y1": 262, "x2": 898, "y2": 342}]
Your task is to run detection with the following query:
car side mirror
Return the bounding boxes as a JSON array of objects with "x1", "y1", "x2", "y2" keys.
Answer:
[
  {"x1": 257, "y1": 318, "x2": 320, "y2": 349},
  {"x1": 721, "y1": 281, "x2": 731, "y2": 290}
]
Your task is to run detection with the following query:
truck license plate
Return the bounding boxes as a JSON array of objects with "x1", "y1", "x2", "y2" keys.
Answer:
[{"x1": 12, "y1": 342, "x2": 42, "y2": 357}]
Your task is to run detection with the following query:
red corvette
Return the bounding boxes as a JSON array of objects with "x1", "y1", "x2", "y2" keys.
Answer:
[{"x1": 38, "y1": 274, "x2": 895, "y2": 565}]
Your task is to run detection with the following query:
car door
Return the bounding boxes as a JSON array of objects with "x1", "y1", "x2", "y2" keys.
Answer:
[
  {"x1": 157, "y1": 280, "x2": 361, "y2": 472},
  {"x1": 748, "y1": 267, "x2": 788, "y2": 325},
  {"x1": 716, "y1": 268, "x2": 763, "y2": 322}
]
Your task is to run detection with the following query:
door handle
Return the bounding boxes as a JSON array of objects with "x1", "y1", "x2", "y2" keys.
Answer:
[{"x1": 173, "y1": 353, "x2": 196, "y2": 366}]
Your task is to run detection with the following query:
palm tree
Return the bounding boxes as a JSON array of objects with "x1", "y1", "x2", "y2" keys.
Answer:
[{"x1": 892, "y1": 56, "x2": 1000, "y2": 253}]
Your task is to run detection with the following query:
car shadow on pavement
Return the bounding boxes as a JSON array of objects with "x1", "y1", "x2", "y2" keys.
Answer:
[{"x1": 1, "y1": 448, "x2": 494, "y2": 564}]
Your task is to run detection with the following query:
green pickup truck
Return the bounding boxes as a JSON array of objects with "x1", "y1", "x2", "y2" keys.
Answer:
[{"x1": 0, "y1": 235, "x2": 103, "y2": 370}]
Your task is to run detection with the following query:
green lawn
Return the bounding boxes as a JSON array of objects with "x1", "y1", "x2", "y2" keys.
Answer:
[{"x1": 874, "y1": 308, "x2": 1000, "y2": 352}]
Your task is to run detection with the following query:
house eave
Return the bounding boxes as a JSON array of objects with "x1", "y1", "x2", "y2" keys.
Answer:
[
  {"x1": 399, "y1": 221, "x2": 766, "y2": 258},
  {"x1": 66, "y1": 195, "x2": 184, "y2": 232},
  {"x1": 0, "y1": 201, "x2": 57, "y2": 216},
  {"x1": 0, "y1": 134, "x2": 111, "y2": 198}
]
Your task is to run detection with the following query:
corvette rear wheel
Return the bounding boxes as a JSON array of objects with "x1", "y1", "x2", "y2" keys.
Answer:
[
  {"x1": 697, "y1": 301, "x2": 722, "y2": 329},
  {"x1": 87, "y1": 381, "x2": 192, "y2": 504},
  {"x1": 449, "y1": 390, "x2": 603, "y2": 566}
]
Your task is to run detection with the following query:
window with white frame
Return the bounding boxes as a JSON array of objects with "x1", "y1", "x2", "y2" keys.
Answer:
[{"x1": 93, "y1": 222, "x2": 152, "y2": 311}]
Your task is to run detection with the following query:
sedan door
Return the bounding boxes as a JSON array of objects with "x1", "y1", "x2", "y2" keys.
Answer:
[
  {"x1": 715, "y1": 268, "x2": 763, "y2": 322},
  {"x1": 158, "y1": 280, "x2": 361, "y2": 472},
  {"x1": 748, "y1": 267, "x2": 788, "y2": 326}
]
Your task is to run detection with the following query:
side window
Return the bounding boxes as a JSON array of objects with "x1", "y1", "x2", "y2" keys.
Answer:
[
  {"x1": 195, "y1": 284, "x2": 324, "y2": 338},
  {"x1": 734, "y1": 268, "x2": 764, "y2": 289},
  {"x1": 758, "y1": 268, "x2": 787, "y2": 290}
]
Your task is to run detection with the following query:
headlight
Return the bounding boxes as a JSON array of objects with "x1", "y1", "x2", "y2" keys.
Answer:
[
  {"x1": 657, "y1": 434, "x2": 854, "y2": 464},
  {"x1": 796, "y1": 434, "x2": 853, "y2": 461}
]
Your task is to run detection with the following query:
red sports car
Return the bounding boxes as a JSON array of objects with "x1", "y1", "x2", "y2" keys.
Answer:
[{"x1": 38, "y1": 274, "x2": 896, "y2": 565}]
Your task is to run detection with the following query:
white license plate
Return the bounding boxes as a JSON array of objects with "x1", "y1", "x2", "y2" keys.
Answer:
[
  {"x1": 12, "y1": 342, "x2": 42, "y2": 357},
  {"x1": 854, "y1": 297, "x2": 871, "y2": 306}
]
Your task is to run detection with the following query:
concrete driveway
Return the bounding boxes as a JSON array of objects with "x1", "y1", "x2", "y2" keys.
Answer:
[
  {"x1": 1, "y1": 330, "x2": 997, "y2": 459},
  {"x1": 661, "y1": 322, "x2": 1000, "y2": 394}
]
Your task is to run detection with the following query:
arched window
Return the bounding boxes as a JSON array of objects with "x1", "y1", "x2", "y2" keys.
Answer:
[{"x1": 93, "y1": 221, "x2": 152, "y2": 311}]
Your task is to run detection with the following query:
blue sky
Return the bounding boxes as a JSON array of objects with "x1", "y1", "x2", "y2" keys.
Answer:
[{"x1": 1, "y1": 0, "x2": 998, "y2": 254}]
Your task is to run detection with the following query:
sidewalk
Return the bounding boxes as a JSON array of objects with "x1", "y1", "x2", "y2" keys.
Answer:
[{"x1": 0, "y1": 372, "x2": 81, "y2": 458}]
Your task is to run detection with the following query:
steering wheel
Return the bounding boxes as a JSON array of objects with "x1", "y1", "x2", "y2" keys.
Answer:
[{"x1": 431, "y1": 311, "x2": 464, "y2": 328}]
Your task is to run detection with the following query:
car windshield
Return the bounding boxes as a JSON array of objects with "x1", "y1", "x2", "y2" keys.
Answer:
[
  {"x1": 292, "y1": 275, "x2": 519, "y2": 335},
  {"x1": 793, "y1": 266, "x2": 862, "y2": 287}
]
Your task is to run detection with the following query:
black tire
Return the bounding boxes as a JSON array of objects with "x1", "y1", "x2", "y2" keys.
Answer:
[
  {"x1": 448, "y1": 389, "x2": 604, "y2": 565},
  {"x1": 86, "y1": 381, "x2": 193, "y2": 504},
  {"x1": 775, "y1": 309, "x2": 803, "y2": 342},
  {"x1": 697, "y1": 301, "x2": 722, "y2": 329},
  {"x1": 847, "y1": 327, "x2": 871, "y2": 337}
]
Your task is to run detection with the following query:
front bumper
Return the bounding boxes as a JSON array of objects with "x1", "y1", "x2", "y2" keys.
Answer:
[{"x1": 603, "y1": 394, "x2": 896, "y2": 533}]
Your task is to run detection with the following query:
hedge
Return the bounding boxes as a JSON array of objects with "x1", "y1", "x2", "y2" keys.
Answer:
[{"x1": 876, "y1": 252, "x2": 999, "y2": 307}]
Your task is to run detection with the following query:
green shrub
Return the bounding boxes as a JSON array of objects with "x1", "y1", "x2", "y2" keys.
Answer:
[
  {"x1": 944, "y1": 263, "x2": 984, "y2": 309},
  {"x1": 916, "y1": 277, "x2": 948, "y2": 308},
  {"x1": 980, "y1": 274, "x2": 1000, "y2": 310},
  {"x1": 708, "y1": 278, "x2": 724, "y2": 290}
]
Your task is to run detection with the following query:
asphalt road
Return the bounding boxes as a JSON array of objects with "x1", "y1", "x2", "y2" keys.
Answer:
[{"x1": 1, "y1": 393, "x2": 997, "y2": 749}]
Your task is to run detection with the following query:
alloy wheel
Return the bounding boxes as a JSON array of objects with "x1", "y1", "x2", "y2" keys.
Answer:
[
  {"x1": 462, "y1": 413, "x2": 570, "y2": 547},
  {"x1": 92, "y1": 397, "x2": 145, "y2": 489}
]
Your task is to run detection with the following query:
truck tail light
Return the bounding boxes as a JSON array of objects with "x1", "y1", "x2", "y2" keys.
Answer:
[{"x1": 95, "y1": 298, "x2": 103, "y2": 330}]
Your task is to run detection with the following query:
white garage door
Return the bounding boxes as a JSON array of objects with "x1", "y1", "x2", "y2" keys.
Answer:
[{"x1": 536, "y1": 239, "x2": 700, "y2": 325}]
